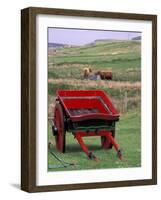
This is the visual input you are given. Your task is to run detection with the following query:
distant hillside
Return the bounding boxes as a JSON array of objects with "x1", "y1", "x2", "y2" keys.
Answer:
[
  {"x1": 48, "y1": 39, "x2": 141, "y2": 82},
  {"x1": 48, "y1": 43, "x2": 79, "y2": 48},
  {"x1": 48, "y1": 43, "x2": 66, "y2": 48},
  {"x1": 86, "y1": 39, "x2": 135, "y2": 46},
  {"x1": 132, "y1": 36, "x2": 141, "y2": 40},
  {"x1": 94, "y1": 39, "x2": 113, "y2": 43},
  {"x1": 49, "y1": 40, "x2": 141, "y2": 71}
]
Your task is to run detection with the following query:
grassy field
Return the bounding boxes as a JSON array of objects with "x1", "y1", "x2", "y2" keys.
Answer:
[
  {"x1": 48, "y1": 40, "x2": 141, "y2": 82},
  {"x1": 48, "y1": 108, "x2": 141, "y2": 171},
  {"x1": 48, "y1": 39, "x2": 141, "y2": 171}
]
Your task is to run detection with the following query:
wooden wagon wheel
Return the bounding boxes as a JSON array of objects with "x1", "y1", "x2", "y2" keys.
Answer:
[
  {"x1": 101, "y1": 130, "x2": 115, "y2": 149},
  {"x1": 54, "y1": 103, "x2": 66, "y2": 153}
]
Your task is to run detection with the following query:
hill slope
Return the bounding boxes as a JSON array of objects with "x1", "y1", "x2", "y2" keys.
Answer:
[{"x1": 48, "y1": 40, "x2": 141, "y2": 82}]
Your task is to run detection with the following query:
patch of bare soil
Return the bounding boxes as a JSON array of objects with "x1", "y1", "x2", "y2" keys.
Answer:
[{"x1": 48, "y1": 78, "x2": 141, "y2": 89}]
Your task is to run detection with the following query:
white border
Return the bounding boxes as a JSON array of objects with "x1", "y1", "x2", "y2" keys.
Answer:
[{"x1": 36, "y1": 14, "x2": 152, "y2": 186}]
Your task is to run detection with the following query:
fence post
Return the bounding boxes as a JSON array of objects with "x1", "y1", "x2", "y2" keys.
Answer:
[{"x1": 124, "y1": 91, "x2": 128, "y2": 112}]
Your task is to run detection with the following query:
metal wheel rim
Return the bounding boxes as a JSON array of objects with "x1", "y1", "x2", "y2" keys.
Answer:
[{"x1": 54, "y1": 103, "x2": 65, "y2": 152}]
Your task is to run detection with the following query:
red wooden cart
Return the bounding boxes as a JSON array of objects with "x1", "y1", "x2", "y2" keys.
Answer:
[{"x1": 52, "y1": 90, "x2": 122, "y2": 161}]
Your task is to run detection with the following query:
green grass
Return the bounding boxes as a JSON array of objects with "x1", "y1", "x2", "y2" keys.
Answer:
[
  {"x1": 48, "y1": 65, "x2": 141, "y2": 82},
  {"x1": 48, "y1": 40, "x2": 141, "y2": 82},
  {"x1": 48, "y1": 40, "x2": 141, "y2": 115},
  {"x1": 48, "y1": 109, "x2": 141, "y2": 171}
]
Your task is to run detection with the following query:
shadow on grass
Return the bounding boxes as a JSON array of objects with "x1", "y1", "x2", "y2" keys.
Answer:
[{"x1": 65, "y1": 143, "x2": 102, "y2": 153}]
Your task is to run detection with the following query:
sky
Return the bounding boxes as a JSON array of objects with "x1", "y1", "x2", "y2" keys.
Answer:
[{"x1": 48, "y1": 28, "x2": 141, "y2": 45}]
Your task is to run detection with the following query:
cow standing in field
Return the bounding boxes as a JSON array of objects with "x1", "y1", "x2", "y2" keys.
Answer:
[{"x1": 95, "y1": 71, "x2": 113, "y2": 80}]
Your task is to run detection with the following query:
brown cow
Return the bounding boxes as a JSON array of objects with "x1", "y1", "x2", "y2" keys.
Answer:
[{"x1": 95, "y1": 71, "x2": 113, "y2": 80}]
